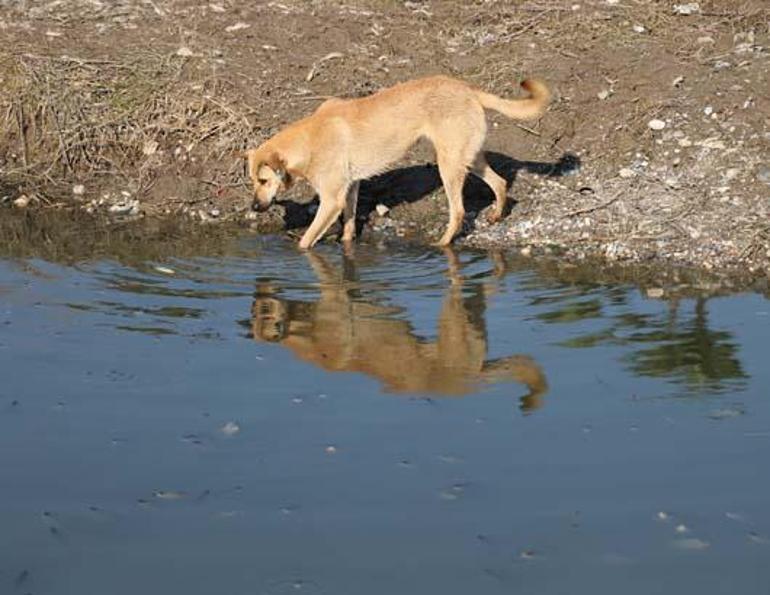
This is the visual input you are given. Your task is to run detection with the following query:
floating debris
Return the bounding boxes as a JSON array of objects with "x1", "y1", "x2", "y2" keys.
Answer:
[
  {"x1": 748, "y1": 532, "x2": 769, "y2": 545},
  {"x1": 153, "y1": 490, "x2": 187, "y2": 500},
  {"x1": 153, "y1": 265, "x2": 176, "y2": 275},
  {"x1": 675, "y1": 524, "x2": 690, "y2": 534},
  {"x1": 673, "y1": 537, "x2": 710, "y2": 550},
  {"x1": 220, "y1": 421, "x2": 240, "y2": 436},
  {"x1": 707, "y1": 407, "x2": 744, "y2": 420},
  {"x1": 325, "y1": 445, "x2": 337, "y2": 454},
  {"x1": 656, "y1": 511, "x2": 671, "y2": 521}
]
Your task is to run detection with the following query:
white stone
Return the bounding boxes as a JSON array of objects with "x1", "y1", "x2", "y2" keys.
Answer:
[
  {"x1": 375, "y1": 203, "x2": 390, "y2": 217},
  {"x1": 648, "y1": 119, "x2": 666, "y2": 131}
]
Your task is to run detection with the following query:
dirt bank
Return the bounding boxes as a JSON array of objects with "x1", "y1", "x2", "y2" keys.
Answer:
[{"x1": 1, "y1": 0, "x2": 768, "y2": 275}]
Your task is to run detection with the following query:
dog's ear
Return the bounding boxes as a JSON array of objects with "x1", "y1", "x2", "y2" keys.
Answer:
[{"x1": 263, "y1": 151, "x2": 293, "y2": 188}]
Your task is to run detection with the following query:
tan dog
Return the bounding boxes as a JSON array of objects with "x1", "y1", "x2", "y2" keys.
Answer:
[{"x1": 243, "y1": 75, "x2": 550, "y2": 249}]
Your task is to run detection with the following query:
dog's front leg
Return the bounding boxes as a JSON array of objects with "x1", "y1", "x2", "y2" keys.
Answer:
[
  {"x1": 298, "y1": 184, "x2": 348, "y2": 250},
  {"x1": 342, "y1": 181, "x2": 360, "y2": 244}
]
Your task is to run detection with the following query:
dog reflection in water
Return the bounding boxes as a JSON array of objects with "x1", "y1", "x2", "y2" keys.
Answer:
[{"x1": 250, "y1": 250, "x2": 547, "y2": 412}]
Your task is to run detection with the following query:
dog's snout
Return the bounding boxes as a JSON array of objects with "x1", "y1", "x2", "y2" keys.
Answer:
[{"x1": 252, "y1": 200, "x2": 271, "y2": 213}]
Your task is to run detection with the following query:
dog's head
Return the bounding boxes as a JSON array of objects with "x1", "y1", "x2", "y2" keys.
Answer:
[
  {"x1": 251, "y1": 296, "x2": 289, "y2": 342},
  {"x1": 242, "y1": 148, "x2": 293, "y2": 212}
]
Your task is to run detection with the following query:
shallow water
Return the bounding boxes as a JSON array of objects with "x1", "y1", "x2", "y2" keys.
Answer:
[{"x1": 1, "y1": 224, "x2": 769, "y2": 594}]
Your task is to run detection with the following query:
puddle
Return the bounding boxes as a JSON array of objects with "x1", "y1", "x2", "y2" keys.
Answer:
[{"x1": 1, "y1": 214, "x2": 769, "y2": 594}]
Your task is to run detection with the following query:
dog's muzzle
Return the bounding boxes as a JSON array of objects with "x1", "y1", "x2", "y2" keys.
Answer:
[{"x1": 251, "y1": 199, "x2": 272, "y2": 213}]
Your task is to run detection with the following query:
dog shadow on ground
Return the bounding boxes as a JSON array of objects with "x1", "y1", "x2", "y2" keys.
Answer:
[{"x1": 282, "y1": 151, "x2": 580, "y2": 233}]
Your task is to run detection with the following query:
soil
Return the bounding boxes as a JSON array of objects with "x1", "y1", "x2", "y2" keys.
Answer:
[{"x1": 1, "y1": 0, "x2": 768, "y2": 276}]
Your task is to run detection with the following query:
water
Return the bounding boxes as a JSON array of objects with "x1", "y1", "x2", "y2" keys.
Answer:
[{"x1": 1, "y1": 219, "x2": 769, "y2": 594}]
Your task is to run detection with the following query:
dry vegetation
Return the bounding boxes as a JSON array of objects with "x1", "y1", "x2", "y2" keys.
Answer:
[{"x1": 0, "y1": 0, "x2": 768, "y2": 276}]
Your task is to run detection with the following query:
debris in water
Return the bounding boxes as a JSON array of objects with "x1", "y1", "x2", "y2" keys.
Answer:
[
  {"x1": 656, "y1": 511, "x2": 671, "y2": 521},
  {"x1": 707, "y1": 407, "x2": 744, "y2": 420},
  {"x1": 220, "y1": 421, "x2": 240, "y2": 436},
  {"x1": 153, "y1": 490, "x2": 187, "y2": 500},
  {"x1": 748, "y1": 532, "x2": 769, "y2": 545},
  {"x1": 325, "y1": 445, "x2": 337, "y2": 454},
  {"x1": 153, "y1": 265, "x2": 176, "y2": 275},
  {"x1": 675, "y1": 524, "x2": 690, "y2": 534},
  {"x1": 673, "y1": 537, "x2": 710, "y2": 550}
]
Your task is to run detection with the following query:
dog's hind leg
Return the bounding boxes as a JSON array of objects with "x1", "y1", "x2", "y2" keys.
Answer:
[
  {"x1": 435, "y1": 154, "x2": 468, "y2": 247},
  {"x1": 470, "y1": 153, "x2": 508, "y2": 223},
  {"x1": 299, "y1": 184, "x2": 348, "y2": 250},
  {"x1": 341, "y1": 181, "x2": 360, "y2": 244}
]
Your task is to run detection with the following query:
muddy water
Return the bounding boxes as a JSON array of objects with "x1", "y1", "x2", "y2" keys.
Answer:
[{"x1": 1, "y1": 217, "x2": 769, "y2": 595}]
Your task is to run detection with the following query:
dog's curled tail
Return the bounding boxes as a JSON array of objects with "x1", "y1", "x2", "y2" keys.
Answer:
[{"x1": 474, "y1": 79, "x2": 551, "y2": 121}]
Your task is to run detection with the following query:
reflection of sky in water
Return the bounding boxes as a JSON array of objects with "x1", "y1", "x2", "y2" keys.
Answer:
[{"x1": 1, "y1": 237, "x2": 769, "y2": 595}]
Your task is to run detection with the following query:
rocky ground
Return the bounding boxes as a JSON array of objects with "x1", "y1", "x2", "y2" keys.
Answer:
[{"x1": 1, "y1": 0, "x2": 768, "y2": 278}]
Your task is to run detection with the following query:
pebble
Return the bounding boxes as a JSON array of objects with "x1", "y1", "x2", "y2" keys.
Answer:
[
  {"x1": 648, "y1": 119, "x2": 666, "y2": 131},
  {"x1": 672, "y1": 76, "x2": 685, "y2": 87},
  {"x1": 176, "y1": 47, "x2": 194, "y2": 57},
  {"x1": 756, "y1": 165, "x2": 770, "y2": 185},
  {"x1": 632, "y1": 24, "x2": 645, "y2": 34},
  {"x1": 72, "y1": 184, "x2": 85, "y2": 196},
  {"x1": 673, "y1": 2, "x2": 700, "y2": 15},
  {"x1": 375, "y1": 203, "x2": 390, "y2": 216},
  {"x1": 597, "y1": 89, "x2": 611, "y2": 100},
  {"x1": 225, "y1": 22, "x2": 250, "y2": 32},
  {"x1": 619, "y1": 167, "x2": 636, "y2": 179},
  {"x1": 13, "y1": 195, "x2": 29, "y2": 208},
  {"x1": 703, "y1": 106, "x2": 713, "y2": 116}
]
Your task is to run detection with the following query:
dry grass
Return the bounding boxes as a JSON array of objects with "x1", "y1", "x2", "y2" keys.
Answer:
[{"x1": 0, "y1": 48, "x2": 257, "y2": 196}]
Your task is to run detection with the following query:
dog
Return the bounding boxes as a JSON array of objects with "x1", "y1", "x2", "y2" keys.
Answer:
[
  {"x1": 250, "y1": 249, "x2": 548, "y2": 409},
  {"x1": 242, "y1": 75, "x2": 550, "y2": 249}
]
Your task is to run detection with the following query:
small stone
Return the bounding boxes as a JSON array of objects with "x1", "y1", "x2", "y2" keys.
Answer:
[
  {"x1": 597, "y1": 89, "x2": 611, "y2": 100},
  {"x1": 176, "y1": 47, "x2": 194, "y2": 57},
  {"x1": 648, "y1": 119, "x2": 666, "y2": 131},
  {"x1": 703, "y1": 106, "x2": 713, "y2": 116},
  {"x1": 375, "y1": 203, "x2": 390, "y2": 217},
  {"x1": 220, "y1": 421, "x2": 240, "y2": 436},
  {"x1": 672, "y1": 76, "x2": 685, "y2": 87},
  {"x1": 678, "y1": 138, "x2": 692, "y2": 147},
  {"x1": 697, "y1": 36, "x2": 714, "y2": 44},
  {"x1": 72, "y1": 184, "x2": 85, "y2": 196},
  {"x1": 143, "y1": 140, "x2": 159, "y2": 156},
  {"x1": 632, "y1": 24, "x2": 645, "y2": 33},
  {"x1": 619, "y1": 167, "x2": 636, "y2": 179},
  {"x1": 673, "y1": 2, "x2": 700, "y2": 16},
  {"x1": 646, "y1": 287, "x2": 664, "y2": 298},
  {"x1": 225, "y1": 22, "x2": 250, "y2": 32},
  {"x1": 13, "y1": 195, "x2": 30, "y2": 208},
  {"x1": 209, "y1": 208, "x2": 221, "y2": 218},
  {"x1": 520, "y1": 246, "x2": 532, "y2": 257}
]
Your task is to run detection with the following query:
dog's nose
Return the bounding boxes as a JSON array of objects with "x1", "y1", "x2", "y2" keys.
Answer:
[{"x1": 252, "y1": 201, "x2": 270, "y2": 213}]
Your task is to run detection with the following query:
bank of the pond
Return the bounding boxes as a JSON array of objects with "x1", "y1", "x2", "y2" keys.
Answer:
[{"x1": 1, "y1": 0, "x2": 768, "y2": 275}]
